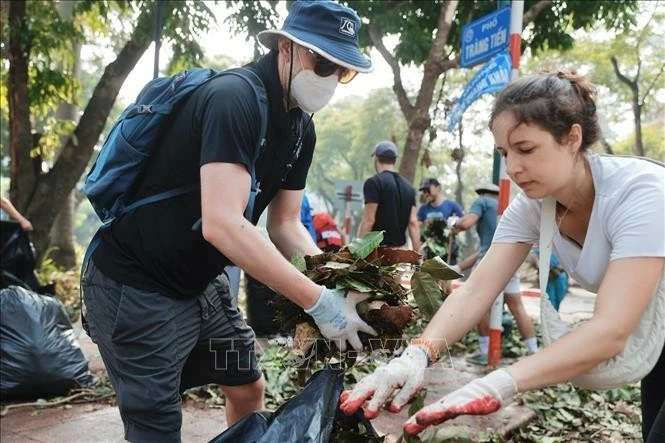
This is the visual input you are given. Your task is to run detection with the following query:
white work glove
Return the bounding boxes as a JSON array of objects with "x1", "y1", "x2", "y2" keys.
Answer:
[
  {"x1": 446, "y1": 216, "x2": 460, "y2": 229},
  {"x1": 339, "y1": 345, "x2": 429, "y2": 419},
  {"x1": 403, "y1": 368, "x2": 518, "y2": 436},
  {"x1": 305, "y1": 288, "x2": 377, "y2": 352}
]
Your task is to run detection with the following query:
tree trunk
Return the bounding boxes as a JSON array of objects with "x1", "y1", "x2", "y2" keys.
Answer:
[
  {"x1": 400, "y1": 111, "x2": 431, "y2": 181},
  {"x1": 49, "y1": 0, "x2": 81, "y2": 270},
  {"x1": 600, "y1": 137, "x2": 614, "y2": 154},
  {"x1": 611, "y1": 55, "x2": 644, "y2": 157},
  {"x1": 632, "y1": 97, "x2": 644, "y2": 157},
  {"x1": 7, "y1": 1, "x2": 34, "y2": 211},
  {"x1": 454, "y1": 122, "x2": 464, "y2": 206},
  {"x1": 23, "y1": 11, "x2": 156, "y2": 260},
  {"x1": 372, "y1": 0, "x2": 550, "y2": 183}
]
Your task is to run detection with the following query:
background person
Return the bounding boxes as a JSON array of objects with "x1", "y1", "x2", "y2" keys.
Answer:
[
  {"x1": 1, "y1": 196, "x2": 33, "y2": 232},
  {"x1": 357, "y1": 141, "x2": 420, "y2": 252},
  {"x1": 340, "y1": 71, "x2": 665, "y2": 442},
  {"x1": 453, "y1": 183, "x2": 538, "y2": 364},
  {"x1": 527, "y1": 247, "x2": 570, "y2": 311},
  {"x1": 300, "y1": 193, "x2": 317, "y2": 242},
  {"x1": 417, "y1": 178, "x2": 463, "y2": 264},
  {"x1": 313, "y1": 212, "x2": 344, "y2": 252}
]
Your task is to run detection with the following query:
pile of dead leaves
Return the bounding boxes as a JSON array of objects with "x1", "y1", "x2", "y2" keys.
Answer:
[
  {"x1": 512, "y1": 382, "x2": 642, "y2": 442},
  {"x1": 273, "y1": 231, "x2": 462, "y2": 363}
]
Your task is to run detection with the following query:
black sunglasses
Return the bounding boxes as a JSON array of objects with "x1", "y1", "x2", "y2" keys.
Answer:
[{"x1": 305, "y1": 48, "x2": 358, "y2": 84}]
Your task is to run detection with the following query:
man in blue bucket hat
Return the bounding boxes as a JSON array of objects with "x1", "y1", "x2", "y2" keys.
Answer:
[{"x1": 81, "y1": 1, "x2": 375, "y2": 441}]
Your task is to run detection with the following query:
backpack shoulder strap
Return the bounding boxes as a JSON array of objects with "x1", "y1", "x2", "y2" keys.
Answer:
[
  {"x1": 226, "y1": 68, "x2": 268, "y2": 221},
  {"x1": 190, "y1": 67, "x2": 268, "y2": 230}
]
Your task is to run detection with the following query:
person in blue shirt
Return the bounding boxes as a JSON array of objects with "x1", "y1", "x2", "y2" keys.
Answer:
[
  {"x1": 416, "y1": 178, "x2": 464, "y2": 225},
  {"x1": 530, "y1": 247, "x2": 570, "y2": 311},
  {"x1": 453, "y1": 184, "x2": 537, "y2": 364},
  {"x1": 300, "y1": 194, "x2": 317, "y2": 242},
  {"x1": 417, "y1": 178, "x2": 464, "y2": 266}
]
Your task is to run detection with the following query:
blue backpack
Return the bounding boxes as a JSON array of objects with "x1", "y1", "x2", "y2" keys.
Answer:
[{"x1": 82, "y1": 67, "x2": 268, "y2": 267}]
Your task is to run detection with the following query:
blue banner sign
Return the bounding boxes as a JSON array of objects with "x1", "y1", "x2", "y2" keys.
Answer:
[
  {"x1": 447, "y1": 51, "x2": 511, "y2": 132},
  {"x1": 460, "y1": 8, "x2": 510, "y2": 68}
]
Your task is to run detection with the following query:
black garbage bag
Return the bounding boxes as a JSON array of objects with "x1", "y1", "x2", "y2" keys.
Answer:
[
  {"x1": 210, "y1": 366, "x2": 381, "y2": 443},
  {"x1": 0, "y1": 220, "x2": 42, "y2": 291},
  {"x1": 0, "y1": 286, "x2": 94, "y2": 400}
]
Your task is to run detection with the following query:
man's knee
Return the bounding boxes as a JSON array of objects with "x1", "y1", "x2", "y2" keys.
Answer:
[
  {"x1": 222, "y1": 374, "x2": 265, "y2": 404},
  {"x1": 119, "y1": 386, "x2": 182, "y2": 442}
]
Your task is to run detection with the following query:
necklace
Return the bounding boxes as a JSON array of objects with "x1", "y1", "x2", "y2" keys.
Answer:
[
  {"x1": 556, "y1": 159, "x2": 589, "y2": 229},
  {"x1": 555, "y1": 202, "x2": 572, "y2": 230}
]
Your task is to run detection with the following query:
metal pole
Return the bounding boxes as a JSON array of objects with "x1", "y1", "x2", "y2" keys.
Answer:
[
  {"x1": 488, "y1": 0, "x2": 524, "y2": 368},
  {"x1": 344, "y1": 186, "x2": 353, "y2": 240},
  {"x1": 153, "y1": 2, "x2": 163, "y2": 79}
]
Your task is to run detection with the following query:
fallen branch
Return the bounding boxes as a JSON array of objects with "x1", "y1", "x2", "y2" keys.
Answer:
[{"x1": 0, "y1": 390, "x2": 116, "y2": 416}]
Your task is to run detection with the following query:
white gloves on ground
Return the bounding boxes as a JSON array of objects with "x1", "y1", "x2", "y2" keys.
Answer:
[
  {"x1": 339, "y1": 345, "x2": 429, "y2": 418},
  {"x1": 403, "y1": 368, "x2": 518, "y2": 436},
  {"x1": 305, "y1": 288, "x2": 377, "y2": 352}
]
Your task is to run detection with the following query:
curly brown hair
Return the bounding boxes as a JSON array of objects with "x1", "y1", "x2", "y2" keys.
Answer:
[{"x1": 489, "y1": 70, "x2": 602, "y2": 152}]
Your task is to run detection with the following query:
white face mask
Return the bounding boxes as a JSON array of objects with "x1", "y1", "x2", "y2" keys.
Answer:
[{"x1": 289, "y1": 49, "x2": 338, "y2": 114}]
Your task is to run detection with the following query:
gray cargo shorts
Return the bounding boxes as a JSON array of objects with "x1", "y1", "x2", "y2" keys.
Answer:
[{"x1": 81, "y1": 261, "x2": 261, "y2": 443}]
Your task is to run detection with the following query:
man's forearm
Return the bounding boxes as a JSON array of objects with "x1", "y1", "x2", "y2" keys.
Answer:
[
  {"x1": 203, "y1": 214, "x2": 321, "y2": 308},
  {"x1": 268, "y1": 219, "x2": 322, "y2": 258},
  {"x1": 357, "y1": 219, "x2": 373, "y2": 237},
  {"x1": 408, "y1": 225, "x2": 420, "y2": 252}
]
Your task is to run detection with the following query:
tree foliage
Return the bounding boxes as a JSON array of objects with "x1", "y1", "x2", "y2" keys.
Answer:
[
  {"x1": 521, "y1": 1, "x2": 664, "y2": 158},
  {"x1": 308, "y1": 88, "x2": 407, "y2": 212},
  {"x1": 344, "y1": 0, "x2": 638, "y2": 181},
  {"x1": 2, "y1": 0, "x2": 216, "y2": 259}
]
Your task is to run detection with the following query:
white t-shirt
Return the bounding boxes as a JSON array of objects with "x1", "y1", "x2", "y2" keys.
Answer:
[{"x1": 494, "y1": 154, "x2": 665, "y2": 293}]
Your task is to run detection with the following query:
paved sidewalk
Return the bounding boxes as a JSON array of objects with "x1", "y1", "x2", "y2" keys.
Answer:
[{"x1": 1, "y1": 402, "x2": 226, "y2": 443}]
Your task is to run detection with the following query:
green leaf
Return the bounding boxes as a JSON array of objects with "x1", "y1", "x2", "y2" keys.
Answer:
[
  {"x1": 290, "y1": 254, "x2": 306, "y2": 272},
  {"x1": 420, "y1": 256, "x2": 463, "y2": 280},
  {"x1": 343, "y1": 278, "x2": 375, "y2": 293},
  {"x1": 557, "y1": 408, "x2": 576, "y2": 422},
  {"x1": 411, "y1": 272, "x2": 444, "y2": 320},
  {"x1": 347, "y1": 231, "x2": 384, "y2": 259},
  {"x1": 408, "y1": 390, "x2": 426, "y2": 417}
]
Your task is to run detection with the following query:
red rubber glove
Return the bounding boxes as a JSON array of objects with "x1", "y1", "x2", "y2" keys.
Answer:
[{"x1": 403, "y1": 368, "x2": 518, "y2": 436}]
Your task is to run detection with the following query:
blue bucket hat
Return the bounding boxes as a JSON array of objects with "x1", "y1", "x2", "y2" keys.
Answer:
[{"x1": 258, "y1": 0, "x2": 372, "y2": 73}]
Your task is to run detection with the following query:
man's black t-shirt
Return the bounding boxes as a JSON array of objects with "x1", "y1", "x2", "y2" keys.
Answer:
[
  {"x1": 92, "y1": 51, "x2": 316, "y2": 298},
  {"x1": 362, "y1": 170, "x2": 416, "y2": 246}
]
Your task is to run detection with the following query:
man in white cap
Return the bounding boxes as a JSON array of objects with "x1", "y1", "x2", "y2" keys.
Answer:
[
  {"x1": 81, "y1": 1, "x2": 375, "y2": 440},
  {"x1": 453, "y1": 184, "x2": 538, "y2": 364},
  {"x1": 358, "y1": 141, "x2": 420, "y2": 251}
]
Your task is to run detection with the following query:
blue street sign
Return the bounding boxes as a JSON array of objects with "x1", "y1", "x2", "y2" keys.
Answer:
[
  {"x1": 448, "y1": 51, "x2": 511, "y2": 132},
  {"x1": 460, "y1": 8, "x2": 510, "y2": 68}
]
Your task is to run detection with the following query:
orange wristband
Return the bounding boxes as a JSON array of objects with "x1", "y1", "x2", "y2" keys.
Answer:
[{"x1": 410, "y1": 338, "x2": 439, "y2": 363}]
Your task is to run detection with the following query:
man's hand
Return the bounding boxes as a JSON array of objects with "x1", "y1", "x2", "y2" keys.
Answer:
[
  {"x1": 305, "y1": 288, "x2": 377, "y2": 351},
  {"x1": 403, "y1": 369, "x2": 517, "y2": 436},
  {"x1": 339, "y1": 345, "x2": 429, "y2": 418}
]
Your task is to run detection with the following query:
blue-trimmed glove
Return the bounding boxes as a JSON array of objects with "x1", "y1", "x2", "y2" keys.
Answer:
[{"x1": 305, "y1": 288, "x2": 377, "y2": 351}]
